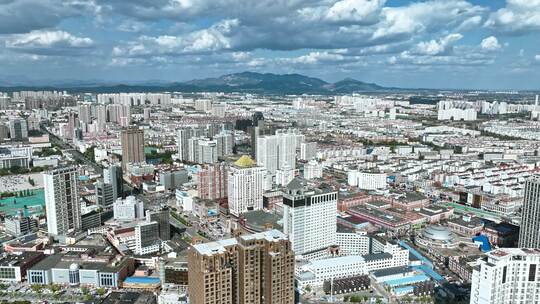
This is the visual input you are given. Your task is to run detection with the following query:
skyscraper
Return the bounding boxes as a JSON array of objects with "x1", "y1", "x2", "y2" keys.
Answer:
[
  {"x1": 146, "y1": 208, "x2": 171, "y2": 241},
  {"x1": 96, "y1": 180, "x2": 115, "y2": 207},
  {"x1": 103, "y1": 165, "x2": 123, "y2": 200},
  {"x1": 188, "y1": 229, "x2": 295, "y2": 304},
  {"x1": 197, "y1": 163, "x2": 228, "y2": 200},
  {"x1": 9, "y1": 118, "x2": 28, "y2": 141},
  {"x1": 283, "y1": 177, "x2": 338, "y2": 256},
  {"x1": 227, "y1": 155, "x2": 265, "y2": 217},
  {"x1": 121, "y1": 127, "x2": 145, "y2": 170},
  {"x1": 44, "y1": 166, "x2": 81, "y2": 236},
  {"x1": 519, "y1": 176, "x2": 540, "y2": 248}
]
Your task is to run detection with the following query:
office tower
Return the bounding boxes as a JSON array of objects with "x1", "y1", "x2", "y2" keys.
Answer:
[
  {"x1": 78, "y1": 103, "x2": 92, "y2": 124},
  {"x1": 113, "y1": 196, "x2": 145, "y2": 221},
  {"x1": 44, "y1": 166, "x2": 81, "y2": 236},
  {"x1": 470, "y1": 248, "x2": 540, "y2": 304},
  {"x1": 146, "y1": 208, "x2": 171, "y2": 240},
  {"x1": 250, "y1": 111, "x2": 265, "y2": 158},
  {"x1": 9, "y1": 118, "x2": 28, "y2": 141},
  {"x1": 519, "y1": 176, "x2": 540, "y2": 248},
  {"x1": 96, "y1": 180, "x2": 115, "y2": 207},
  {"x1": 197, "y1": 163, "x2": 228, "y2": 200},
  {"x1": 227, "y1": 155, "x2": 265, "y2": 217},
  {"x1": 282, "y1": 177, "x2": 338, "y2": 256},
  {"x1": 104, "y1": 165, "x2": 123, "y2": 200},
  {"x1": 188, "y1": 229, "x2": 295, "y2": 304},
  {"x1": 95, "y1": 104, "x2": 107, "y2": 133},
  {"x1": 121, "y1": 127, "x2": 145, "y2": 170},
  {"x1": 300, "y1": 142, "x2": 317, "y2": 161},
  {"x1": 134, "y1": 221, "x2": 160, "y2": 255},
  {"x1": 257, "y1": 130, "x2": 303, "y2": 174}
]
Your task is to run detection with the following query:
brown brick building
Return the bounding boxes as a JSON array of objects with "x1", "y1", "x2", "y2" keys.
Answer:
[{"x1": 188, "y1": 230, "x2": 295, "y2": 304}]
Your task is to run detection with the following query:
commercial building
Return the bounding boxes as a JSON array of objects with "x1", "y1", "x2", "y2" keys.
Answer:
[
  {"x1": 188, "y1": 229, "x2": 294, "y2": 304},
  {"x1": 44, "y1": 166, "x2": 82, "y2": 237},
  {"x1": 283, "y1": 177, "x2": 338, "y2": 256},
  {"x1": 9, "y1": 118, "x2": 28, "y2": 141},
  {"x1": 28, "y1": 250, "x2": 135, "y2": 287},
  {"x1": 470, "y1": 248, "x2": 540, "y2": 304},
  {"x1": 4, "y1": 213, "x2": 38, "y2": 236},
  {"x1": 347, "y1": 170, "x2": 387, "y2": 190},
  {"x1": 96, "y1": 180, "x2": 115, "y2": 207},
  {"x1": 518, "y1": 176, "x2": 540, "y2": 248},
  {"x1": 0, "y1": 252, "x2": 45, "y2": 282},
  {"x1": 227, "y1": 155, "x2": 266, "y2": 217},
  {"x1": 113, "y1": 196, "x2": 145, "y2": 222},
  {"x1": 104, "y1": 165, "x2": 123, "y2": 201},
  {"x1": 121, "y1": 128, "x2": 145, "y2": 170},
  {"x1": 134, "y1": 222, "x2": 161, "y2": 255},
  {"x1": 146, "y1": 208, "x2": 171, "y2": 241},
  {"x1": 0, "y1": 145, "x2": 32, "y2": 169}
]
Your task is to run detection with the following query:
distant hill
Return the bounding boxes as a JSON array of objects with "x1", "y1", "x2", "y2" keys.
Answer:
[{"x1": 0, "y1": 72, "x2": 396, "y2": 94}]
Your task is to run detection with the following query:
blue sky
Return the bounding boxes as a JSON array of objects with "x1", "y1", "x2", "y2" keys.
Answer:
[{"x1": 0, "y1": 0, "x2": 540, "y2": 89}]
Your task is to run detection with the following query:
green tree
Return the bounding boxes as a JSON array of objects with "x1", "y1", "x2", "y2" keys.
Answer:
[{"x1": 31, "y1": 284, "x2": 43, "y2": 294}]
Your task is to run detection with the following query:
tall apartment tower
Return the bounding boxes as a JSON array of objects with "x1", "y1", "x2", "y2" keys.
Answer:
[
  {"x1": 227, "y1": 155, "x2": 266, "y2": 217},
  {"x1": 121, "y1": 127, "x2": 145, "y2": 170},
  {"x1": 470, "y1": 248, "x2": 540, "y2": 304},
  {"x1": 283, "y1": 177, "x2": 338, "y2": 256},
  {"x1": 44, "y1": 166, "x2": 82, "y2": 236},
  {"x1": 519, "y1": 176, "x2": 540, "y2": 248},
  {"x1": 188, "y1": 229, "x2": 295, "y2": 304},
  {"x1": 197, "y1": 163, "x2": 228, "y2": 200},
  {"x1": 256, "y1": 129, "x2": 303, "y2": 175}
]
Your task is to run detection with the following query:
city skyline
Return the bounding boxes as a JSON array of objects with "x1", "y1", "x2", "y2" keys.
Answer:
[{"x1": 0, "y1": 0, "x2": 540, "y2": 90}]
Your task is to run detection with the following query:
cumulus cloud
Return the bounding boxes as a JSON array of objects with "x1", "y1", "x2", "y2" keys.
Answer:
[
  {"x1": 485, "y1": 0, "x2": 540, "y2": 34},
  {"x1": 535, "y1": 55, "x2": 540, "y2": 62},
  {"x1": 480, "y1": 36, "x2": 502, "y2": 51},
  {"x1": 413, "y1": 33, "x2": 463, "y2": 56},
  {"x1": 6, "y1": 30, "x2": 94, "y2": 56}
]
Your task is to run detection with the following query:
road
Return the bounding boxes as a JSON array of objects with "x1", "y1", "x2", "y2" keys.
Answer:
[{"x1": 42, "y1": 125, "x2": 103, "y2": 174}]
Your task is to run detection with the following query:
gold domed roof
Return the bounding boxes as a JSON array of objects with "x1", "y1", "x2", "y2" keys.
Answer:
[{"x1": 234, "y1": 155, "x2": 256, "y2": 168}]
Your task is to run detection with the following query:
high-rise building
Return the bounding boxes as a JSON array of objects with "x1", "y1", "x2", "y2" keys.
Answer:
[
  {"x1": 470, "y1": 248, "x2": 540, "y2": 304},
  {"x1": 177, "y1": 128, "x2": 192, "y2": 162},
  {"x1": 95, "y1": 104, "x2": 107, "y2": 133},
  {"x1": 96, "y1": 180, "x2": 115, "y2": 207},
  {"x1": 143, "y1": 107, "x2": 151, "y2": 121},
  {"x1": 134, "y1": 221, "x2": 160, "y2": 255},
  {"x1": 9, "y1": 119, "x2": 28, "y2": 141},
  {"x1": 188, "y1": 229, "x2": 295, "y2": 304},
  {"x1": 146, "y1": 208, "x2": 171, "y2": 241},
  {"x1": 300, "y1": 142, "x2": 317, "y2": 161},
  {"x1": 44, "y1": 166, "x2": 81, "y2": 236},
  {"x1": 4, "y1": 211, "x2": 38, "y2": 236},
  {"x1": 215, "y1": 131, "x2": 234, "y2": 157},
  {"x1": 121, "y1": 127, "x2": 145, "y2": 170},
  {"x1": 197, "y1": 163, "x2": 228, "y2": 200},
  {"x1": 257, "y1": 130, "x2": 303, "y2": 174},
  {"x1": 519, "y1": 176, "x2": 540, "y2": 248},
  {"x1": 103, "y1": 165, "x2": 123, "y2": 200},
  {"x1": 282, "y1": 177, "x2": 338, "y2": 256},
  {"x1": 197, "y1": 138, "x2": 218, "y2": 164},
  {"x1": 78, "y1": 103, "x2": 92, "y2": 124},
  {"x1": 227, "y1": 155, "x2": 266, "y2": 217}
]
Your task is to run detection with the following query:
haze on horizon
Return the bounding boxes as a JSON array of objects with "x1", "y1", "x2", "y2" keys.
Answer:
[{"x1": 1, "y1": 0, "x2": 540, "y2": 90}]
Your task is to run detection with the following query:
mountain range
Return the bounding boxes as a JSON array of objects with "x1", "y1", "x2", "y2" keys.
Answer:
[{"x1": 0, "y1": 71, "x2": 393, "y2": 94}]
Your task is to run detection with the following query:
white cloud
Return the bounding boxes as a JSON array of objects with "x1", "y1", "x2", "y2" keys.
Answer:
[
  {"x1": 6, "y1": 30, "x2": 94, "y2": 55},
  {"x1": 413, "y1": 33, "x2": 463, "y2": 56},
  {"x1": 480, "y1": 36, "x2": 501, "y2": 51},
  {"x1": 485, "y1": 0, "x2": 540, "y2": 33},
  {"x1": 535, "y1": 54, "x2": 540, "y2": 61}
]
